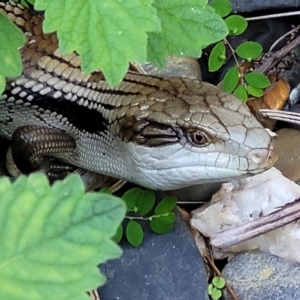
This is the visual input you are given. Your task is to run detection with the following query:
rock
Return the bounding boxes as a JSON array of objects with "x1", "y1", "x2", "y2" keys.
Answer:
[
  {"x1": 229, "y1": 0, "x2": 300, "y2": 13},
  {"x1": 222, "y1": 251, "x2": 300, "y2": 300},
  {"x1": 99, "y1": 211, "x2": 209, "y2": 300},
  {"x1": 273, "y1": 128, "x2": 300, "y2": 182},
  {"x1": 191, "y1": 168, "x2": 300, "y2": 263}
]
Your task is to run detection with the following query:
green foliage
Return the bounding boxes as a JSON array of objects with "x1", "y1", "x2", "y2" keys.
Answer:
[
  {"x1": 225, "y1": 15, "x2": 247, "y2": 35},
  {"x1": 117, "y1": 188, "x2": 177, "y2": 247},
  {"x1": 236, "y1": 41, "x2": 263, "y2": 60},
  {"x1": 0, "y1": 173, "x2": 126, "y2": 299},
  {"x1": 126, "y1": 220, "x2": 144, "y2": 247},
  {"x1": 245, "y1": 72, "x2": 271, "y2": 88},
  {"x1": 208, "y1": 41, "x2": 226, "y2": 72},
  {"x1": 0, "y1": 12, "x2": 26, "y2": 94},
  {"x1": 208, "y1": 0, "x2": 271, "y2": 101},
  {"x1": 233, "y1": 84, "x2": 248, "y2": 102},
  {"x1": 0, "y1": 0, "x2": 228, "y2": 89},
  {"x1": 34, "y1": 0, "x2": 159, "y2": 87},
  {"x1": 247, "y1": 85, "x2": 264, "y2": 97},
  {"x1": 0, "y1": 75, "x2": 5, "y2": 95},
  {"x1": 154, "y1": 196, "x2": 177, "y2": 214},
  {"x1": 147, "y1": 0, "x2": 228, "y2": 67},
  {"x1": 222, "y1": 66, "x2": 239, "y2": 93},
  {"x1": 209, "y1": 0, "x2": 232, "y2": 17},
  {"x1": 208, "y1": 276, "x2": 226, "y2": 300}
]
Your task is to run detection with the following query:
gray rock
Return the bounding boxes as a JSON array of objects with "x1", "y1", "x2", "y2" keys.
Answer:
[
  {"x1": 99, "y1": 211, "x2": 209, "y2": 300},
  {"x1": 229, "y1": 0, "x2": 300, "y2": 13},
  {"x1": 223, "y1": 251, "x2": 300, "y2": 300},
  {"x1": 273, "y1": 128, "x2": 300, "y2": 183}
]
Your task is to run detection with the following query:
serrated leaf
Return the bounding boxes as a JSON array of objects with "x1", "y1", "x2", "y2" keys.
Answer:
[
  {"x1": 233, "y1": 84, "x2": 248, "y2": 102},
  {"x1": 34, "y1": 0, "x2": 160, "y2": 86},
  {"x1": 150, "y1": 215, "x2": 174, "y2": 234},
  {"x1": 212, "y1": 276, "x2": 226, "y2": 289},
  {"x1": 209, "y1": 0, "x2": 232, "y2": 17},
  {"x1": 155, "y1": 196, "x2": 177, "y2": 215},
  {"x1": 225, "y1": 15, "x2": 247, "y2": 36},
  {"x1": 0, "y1": 75, "x2": 5, "y2": 95},
  {"x1": 236, "y1": 41, "x2": 263, "y2": 60},
  {"x1": 112, "y1": 224, "x2": 123, "y2": 244},
  {"x1": 247, "y1": 85, "x2": 264, "y2": 97},
  {"x1": 245, "y1": 72, "x2": 271, "y2": 88},
  {"x1": 148, "y1": 0, "x2": 228, "y2": 67},
  {"x1": 0, "y1": 173, "x2": 126, "y2": 300},
  {"x1": 221, "y1": 66, "x2": 239, "y2": 93},
  {"x1": 137, "y1": 189, "x2": 155, "y2": 215},
  {"x1": 208, "y1": 41, "x2": 226, "y2": 72},
  {"x1": 122, "y1": 188, "x2": 143, "y2": 212},
  {"x1": 0, "y1": 13, "x2": 26, "y2": 78},
  {"x1": 126, "y1": 220, "x2": 144, "y2": 247}
]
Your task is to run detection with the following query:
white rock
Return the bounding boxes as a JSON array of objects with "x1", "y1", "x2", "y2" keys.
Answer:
[{"x1": 191, "y1": 167, "x2": 300, "y2": 263}]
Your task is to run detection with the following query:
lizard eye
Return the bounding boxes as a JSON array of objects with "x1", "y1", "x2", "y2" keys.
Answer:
[{"x1": 189, "y1": 130, "x2": 208, "y2": 146}]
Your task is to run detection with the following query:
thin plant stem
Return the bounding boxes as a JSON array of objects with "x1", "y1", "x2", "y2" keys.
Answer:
[
  {"x1": 246, "y1": 11, "x2": 300, "y2": 21},
  {"x1": 269, "y1": 25, "x2": 300, "y2": 52}
]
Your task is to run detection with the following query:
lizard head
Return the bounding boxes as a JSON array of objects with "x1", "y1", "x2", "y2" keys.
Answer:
[{"x1": 118, "y1": 78, "x2": 277, "y2": 190}]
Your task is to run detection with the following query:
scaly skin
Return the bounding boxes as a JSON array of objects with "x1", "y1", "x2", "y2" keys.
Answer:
[{"x1": 0, "y1": 1, "x2": 277, "y2": 190}]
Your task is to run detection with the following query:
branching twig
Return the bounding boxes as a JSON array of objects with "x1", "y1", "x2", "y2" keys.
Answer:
[
  {"x1": 269, "y1": 25, "x2": 300, "y2": 52},
  {"x1": 256, "y1": 35, "x2": 300, "y2": 73}
]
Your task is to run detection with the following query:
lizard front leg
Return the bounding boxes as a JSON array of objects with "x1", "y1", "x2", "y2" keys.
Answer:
[{"x1": 6, "y1": 126, "x2": 76, "y2": 179}]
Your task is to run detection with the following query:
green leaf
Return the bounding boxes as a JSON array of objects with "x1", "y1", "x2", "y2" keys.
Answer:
[
  {"x1": 163, "y1": 212, "x2": 176, "y2": 223},
  {"x1": 0, "y1": 13, "x2": 26, "y2": 78},
  {"x1": 137, "y1": 189, "x2": 155, "y2": 215},
  {"x1": 245, "y1": 72, "x2": 271, "y2": 88},
  {"x1": 212, "y1": 276, "x2": 226, "y2": 289},
  {"x1": 225, "y1": 15, "x2": 248, "y2": 36},
  {"x1": 208, "y1": 41, "x2": 226, "y2": 72},
  {"x1": 236, "y1": 41, "x2": 263, "y2": 60},
  {"x1": 155, "y1": 196, "x2": 177, "y2": 215},
  {"x1": 99, "y1": 188, "x2": 112, "y2": 194},
  {"x1": 0, "y1": 75, "x2": 5, "y2": 95},
  {"x1": 126, "y1": 220, "x2": 144, "y2": 247},
  {"x1": 34, "y1": 0, "x2": 160, "y2": 87},
  {"x1": 0, "y1": 173, "x2": 126, "y2": 299},
  {"x1": 150, "y1": 215, "x2": 174, "y2": 234},
  {"x1": 247, "y1": 85, "x2": 264, "y2": 97},
  {"x1": 209, "y1": 0, "x2": 232, "y2": 17},
  {"x1": 211, "y1": 287, "x2": 222, "y2": 300},
  {"x1": 221, "y1": 66, "x2": 239, "y2": 93},
  {"x1": 112, "y1": 224, "x2": 123, "y2": 244},
  {"x1": 233, "y1": 84, "x2": 248, "y2": 102},
  {"x1": 19, "y1": 0, "x2": 30, "y2": 8},
  {"x1": 208, "y1": 283, "x2": 213, "y2": 295},
  {"x1": 122, "y1": 188, "x2": 143, "y2": 212},
  {"x1": 148, "y1": 0, "x2": 228, "y2": 67}
]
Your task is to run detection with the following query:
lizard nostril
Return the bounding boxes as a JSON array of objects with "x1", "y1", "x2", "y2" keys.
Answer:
[
  {"x1": 247, "y1": 149, "x2": 269, "y2": 164},
  {"x1": 247, "y1": 147, "x2": 278, "y2": 167}
]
